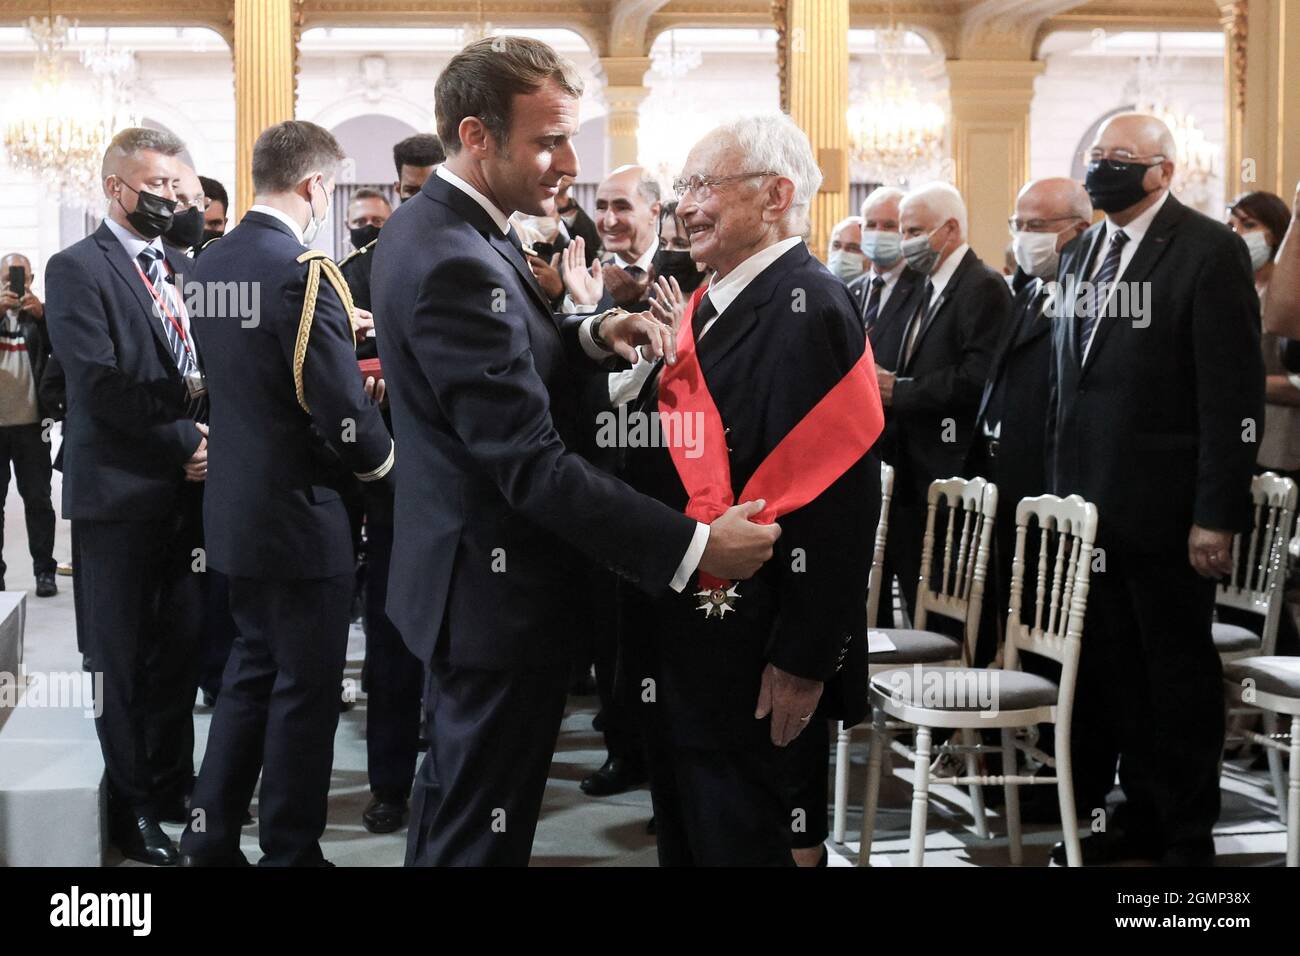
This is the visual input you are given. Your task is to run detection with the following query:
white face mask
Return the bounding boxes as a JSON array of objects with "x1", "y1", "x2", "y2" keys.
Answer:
[
  {"x1": 302, "y1": 178, "x2": 329, "y2": 245},
  {"x1": 827, "y1": 249, "x2": 866, "y2": 282},
  {"x1": 1012, "y1": 230, "x2": 1062, "y2": 280},
  {"x1": 1242, "y1": 229, "x2": 1273, "y2": 272}
]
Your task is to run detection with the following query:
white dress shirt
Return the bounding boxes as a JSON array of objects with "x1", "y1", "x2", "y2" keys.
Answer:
[
  {"x1": 1081, "y1": 188, "x2": 1170, "y2": 362},
  {"x1": 104, "y1": 215, "x2": 198, "y2": 360},
  {"x1": 438, "y1": 164, "x2": 703, "y2": 589},
  {"x1": 865, "y1": 260, "x2": 906, "y2": 314}
]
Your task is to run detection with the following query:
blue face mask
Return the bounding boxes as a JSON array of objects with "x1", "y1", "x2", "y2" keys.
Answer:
[{"x1": 861, "y1": 229, "x2": 903, "y2": 269}]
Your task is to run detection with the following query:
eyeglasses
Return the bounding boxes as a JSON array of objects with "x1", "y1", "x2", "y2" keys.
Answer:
[
  {"x1": 672, "y1": 171, "x2": 779, "y2": 200},
  {"x1": 1007, "y1": 215, "x2": 1084, "y2": 235},
  {"x1": 1084, "y1": 148, "x2": 1166, "y2": 166}
]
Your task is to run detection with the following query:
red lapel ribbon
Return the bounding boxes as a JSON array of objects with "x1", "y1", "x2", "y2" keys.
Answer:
[{"x1": 657, "y1": 284, "x2": 887, "y2": 591}]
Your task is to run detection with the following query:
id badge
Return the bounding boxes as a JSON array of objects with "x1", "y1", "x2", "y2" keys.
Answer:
[{"x1": 184, "y1": 368, "x2": 208, "y2": 400}]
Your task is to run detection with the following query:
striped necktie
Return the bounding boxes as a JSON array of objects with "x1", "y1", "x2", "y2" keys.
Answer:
[
  {"x1": 137, "y1": 246, "x2": 194, "y2": 378},
  {"x1": 1077, "y1": 229, "x2": 1129, "y2": 361}
]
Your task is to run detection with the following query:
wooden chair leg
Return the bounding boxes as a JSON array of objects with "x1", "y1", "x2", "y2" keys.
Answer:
[
  {"x1": 1288, "y1": 715, "x2": 1299, "y2": 868},
  {"x1": 858, "y1": 710, "x2": 886, "y2": 866},
  {"x1": 833, "y1": 721, "x2": 850, "y2": 844},
  {"x1": 961, "y1": 727, "x2": 988, "y2": 839},
  {"x1": 1002, "y1": 728, "x2": 1022, "y2": 866},
  {"x1": 1055, "y1": 722, "x2": 1081, "y2": 867},
  {"x1": 910, "y1": 725, "x2": 932, "y2": 867},
  {"x1": 1264, "y1": 711, "x2": 1289, "y2": 825}
]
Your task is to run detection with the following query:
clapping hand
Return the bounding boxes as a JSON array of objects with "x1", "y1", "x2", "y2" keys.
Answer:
[{"x1": 561, "y1": 236, "x2": 603, "y2": 307}]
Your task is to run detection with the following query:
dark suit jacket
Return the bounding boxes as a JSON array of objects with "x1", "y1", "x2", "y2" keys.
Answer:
[
  {"x1": 191, "y1": 211, "x2": 392, "y2": 580},
  {"x1": 621, "y1": 243, "x2": 880, "y2": 749},
  {"x1": 887, "y1": 247, "x2": 1010, "y2": 503},
  {"x1": 44, "y1": 222, "x2": 203, "y2": 521},
  {"x1": 968, "y1": 269, "x2": 1052, "y2": 507},
  {"x1": 371, "y1": 173, "x2": 697, "y2": 670},
  {"x1": 1046, "y1": 194, "x2": 1264, "y2": 554},
  {"x1": 848, "y1": 265, "x2": 928, "y2": 372},
  {"x1": 563, "y1": 204, "x2": 601, "y2": 264}
]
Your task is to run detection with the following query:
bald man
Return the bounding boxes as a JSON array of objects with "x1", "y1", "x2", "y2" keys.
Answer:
[
  {"x1": 1046, "y1": 113, "x2": 1264, "y2": 866},
  {"x1": 562, "y1": 164, "x2": 665, "y2": 313},
  {"x1": 0, "y1": 252, "x2": 57, "y2": 597},
  {"x1": 967, "y1": 178, "x2": 1090, "y2": 668}
]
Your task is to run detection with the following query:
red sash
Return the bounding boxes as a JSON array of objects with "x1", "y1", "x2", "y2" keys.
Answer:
[{"x1": 657, "y1": 285, "x2": 886, "y2": 591}]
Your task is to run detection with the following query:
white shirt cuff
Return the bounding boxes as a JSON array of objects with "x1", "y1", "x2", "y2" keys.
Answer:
[
  {"x1": 670, "y1": 521, "x2": 710, "y2": 593},
  {"x1": 562, "y1": 294, "x2": 596, "y2": 315},
  {"x1": 1288, "y1": 373, "x2": 1300, "y2": 391},
  {"x1": 608, "y1": 355, "x2": 656, "y2": 406}
]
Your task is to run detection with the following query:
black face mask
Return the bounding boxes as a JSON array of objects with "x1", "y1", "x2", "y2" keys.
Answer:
[
  {"x1": 164, "y1": 206, "x2": 205, "y2": 250},
  {"x1": 201, "y1": 228, "x2": 224, "y2": 247},
  {"x1": 118, "y1": 181, "x2": 176, "y2": 241},
  {"x1": 349, "y1": 224, "x2": 381, "y2": 250},
  {"x1": 657, "y1": 249, "x2": 704, "y2": 294},
  {"x1": 1084, "y1": 159, "x2": 1160, "y2": 214}
]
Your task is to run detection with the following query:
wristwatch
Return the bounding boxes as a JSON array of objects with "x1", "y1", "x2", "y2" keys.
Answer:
[{"x1": 591, "y1": 309, "x2": 623, "y2": 352}]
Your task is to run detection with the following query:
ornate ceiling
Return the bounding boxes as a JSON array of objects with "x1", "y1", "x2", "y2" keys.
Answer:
[{"x1": 0, "y1": 0, "x2": 1224, "y2": 59}]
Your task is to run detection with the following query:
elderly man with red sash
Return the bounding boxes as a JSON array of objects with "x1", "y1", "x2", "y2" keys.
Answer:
[{"x1": 617, "y1": 114, "x2": 885, "y2": 866}]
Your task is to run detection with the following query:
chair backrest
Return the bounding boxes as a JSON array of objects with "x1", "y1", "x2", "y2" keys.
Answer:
[
  {"x1": 914, "y1": 476, "x2": 997, "y2": 664},
  {"x1": 866, "y1": 461, "x2": 894, "y2": 629},
  {"x1": 1004, "y1": 494, "x2": 1099, "y2": 680},
  {"x1": 1217, "y1": 472, "x2": 1297, "y2": 655}
]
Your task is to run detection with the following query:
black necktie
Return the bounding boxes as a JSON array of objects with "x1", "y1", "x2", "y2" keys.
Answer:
[
  {"x1": 1077, "y1": 229, "x2": 1130, "y2": 362},
  {"x1": 902, "y1": 278, "x2": 934, "y2": 367},
  {"x1": 691, "y1": 292, "x2": 718, "y2": 342},
  {"x1": 862, "y1": 275, "x2": 886, "y2": 331},
  {"x1": 505, "y1": 225, "x2": 526, "y2": 257}
]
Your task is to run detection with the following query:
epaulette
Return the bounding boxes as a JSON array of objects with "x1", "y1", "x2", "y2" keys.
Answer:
[
  {"x1": 293, "y1": 249, "x2": 357, "y2": 414},
  {"x1": 337, "y1": 237, "x2": 377, "y2": 269}
]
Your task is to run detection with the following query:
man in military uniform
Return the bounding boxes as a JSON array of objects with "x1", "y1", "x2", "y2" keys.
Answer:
[{"x1": 180, "y1": 120, "x2": 393, "y2": 867}]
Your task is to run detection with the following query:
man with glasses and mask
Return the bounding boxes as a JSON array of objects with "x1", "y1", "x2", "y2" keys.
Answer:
[
  {"x1": 44, "y1": 127, "x2": 210, "y2": 866},
  {"x1": 1046, "y1": 113, "x2": 1263, "y2": 867},
  {"x1": 878, "y1": 182, "x2": 1009, "y2": 626},
  {"x1": 162, "y1": 164, "x2": 208, "y2": 255},
  {"x1": 968, "y1": 178, "x2": 1090, "y2": 657}
]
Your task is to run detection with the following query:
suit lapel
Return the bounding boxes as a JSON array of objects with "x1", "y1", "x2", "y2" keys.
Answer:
[
  {"x1": 1081, "y1": 195, "x2": 1184, "y2": 377},
  {"x1": 1059, "y1": 224, "x2": 1105, "y2": 369},
  {"x1": 93, "y1": 224, "x2": 177, "y2": 363},
  {"x1": 696, "y1": 243, "x2": 807, "y2": 378},
  {"x1": 976, "y1": 281, "x2": 1048, "y2": 425},
  {"x1": 424, "y1": 174, "x2": 553, "y2": 319},
  {"x1": 898, "y1": 251, "x2": 973, "y2": 372}
]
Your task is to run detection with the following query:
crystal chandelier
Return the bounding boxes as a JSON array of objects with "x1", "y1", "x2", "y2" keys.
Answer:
[
  {"x1": 1128, "y1": 37, "x2": 1218, "y2": 212},
  {"x1": 2, "y1": 17, "x2": 136, "y2": 207},
  {"x1": 847, "y1": 28, "x2": 945, "y2": 186}
]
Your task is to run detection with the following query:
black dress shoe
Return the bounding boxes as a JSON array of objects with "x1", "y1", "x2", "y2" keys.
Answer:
[
  {"x1": 113, "y1": 816, "x2": 179, "y2": 866},
  {"x1": 580, "y1": 757, "x2": 646, "y2": 797},
  {"x1": 1051, "y1": 829, "x2": 1161, "y2": 866},
  {"x1": 35, "y1": 572, "x2": 57, "y2": 597},
  {"x1": 362, "y1": 795, "x2": 408, "y2": 834}
]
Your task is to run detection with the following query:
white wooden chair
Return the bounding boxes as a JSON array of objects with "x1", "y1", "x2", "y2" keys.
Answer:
[
  {"x1": 841, "y1": 476, "x2": 998, "y2": 851},
  {"x1": 1214, "y1": 472, "x2": 1297, "y2": 662},
  {"x1": 1222, "y1": 656, "x2": 1300, "y2": 866},
  {"x1": 1217, "y1": 472, "x2": 1297, "y2": 822},
  {"x1": 832, "y1": 461, "x2": 893, "y2": 843},
  {"x1": 858, "y1": 493, "x2": 1099, "y2": 866}
]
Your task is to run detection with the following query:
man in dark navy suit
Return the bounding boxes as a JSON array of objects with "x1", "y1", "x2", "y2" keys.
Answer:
[
  {"x1": 372, "y1": 36, "x2": 778, "y2": 867},
  {"x1": 617, "y1": 115, "x2": 882, "y2": 866},
  {"x1": 180, "y1": 121, "x2": 393, "y2": 867},
  {"x1": 44, "y1": 127, "x2": 209, "y2": 866},
  {"x1": 967, "y1": 177, "x2": 1091, "y2": 664},
  {"x1": 878, "y1": 184, "x2": 1010, "y2": 623},
  {"x1": 1046, "y1": 114, "x2": 1263, "y2": 866}
]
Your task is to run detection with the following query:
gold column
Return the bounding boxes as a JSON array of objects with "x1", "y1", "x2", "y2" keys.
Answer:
[
  {"x1": 1220, "y1": 2, "x2": 1247, "y2": 201},
  {"x1": 233, "y1": 0, "x2": 297, "y2": 217},
  {"x1": 1234, "y1": 0, "x2": 1300, "y2": 202},
  {"x1": 599, "y1": 57, "x2": 651, "y2": 171},
  {"x1": 782, "y1": 0, "x2": 849, "y2": 262},
  {"x1": 946, "y1": 60, "x2": 1044, "y2": 268}
]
